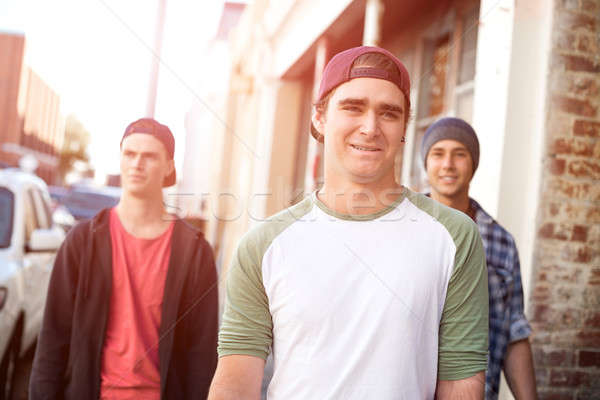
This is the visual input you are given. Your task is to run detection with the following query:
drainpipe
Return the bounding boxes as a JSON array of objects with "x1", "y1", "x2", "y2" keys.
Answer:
[
  {"x1": 363, "y1": 0, "x2": 384, "y2": 46},
  {"x1": 306, "y1": 37, "x2": 329, "y2": 191},
  {"x1": 146, "y1": 0, "x2": 167, "y2": 118}
]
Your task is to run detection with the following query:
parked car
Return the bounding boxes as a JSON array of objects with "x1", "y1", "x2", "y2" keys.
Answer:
[
  {"x1": 56, "y1": 186, "x2": 120, "y2": 221},
  {"x1": 0, "y1": 169, "x2": 65, "y2": 398},
  {"x1": 47, "y1": 186, "x2": 76, "y2": 232}
]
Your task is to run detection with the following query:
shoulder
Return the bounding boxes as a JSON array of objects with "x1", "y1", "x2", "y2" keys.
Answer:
[
  {"x1": 63, "y1": 208, "x2": 110, "y2": 247},
  {"x1": 404, "y1": 189, "x2": 480, "y2": 244},
  {"x1": 173, "y1": 218, "x2": 213, "y2": 255},
  {"x1": 236, "y1": 195, "x2": 314, "y2": 260},
  {"x1": 472, "y1": 199, "x2": 517, "y2": 249}
]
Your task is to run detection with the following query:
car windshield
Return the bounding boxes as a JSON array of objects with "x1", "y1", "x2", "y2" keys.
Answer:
[
  {"x1": 0, "y1": 187, "x2": 14, "y2": 248},
  {"x1": 62, "y1": 189, "x2": 120, "y2": 220}
]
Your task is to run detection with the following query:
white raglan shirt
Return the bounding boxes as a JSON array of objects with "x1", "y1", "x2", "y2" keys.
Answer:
[{"x1": 218, "y1": 188, "x2": 488, "y2": 399}]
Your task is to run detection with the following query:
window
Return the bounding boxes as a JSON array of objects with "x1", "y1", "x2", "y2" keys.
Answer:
[
  {"x1": 24, "y1": 189, "x2": 39, "y2": 244},
  {"x1": 454, "y1": 6, "x2": 479, "y2": 124},
  {"x1": 30, "y1": 188, "x2": 52, "y2": 229},
  {"x1": 408, "y1": 32, "x2": 454, "y2": 191},
  {"x1": 405, "y1": 2, "x2": 480, "y2": 191},
  {"x1": 0, "y1": 188, "x2": 14, "y2": 248}
]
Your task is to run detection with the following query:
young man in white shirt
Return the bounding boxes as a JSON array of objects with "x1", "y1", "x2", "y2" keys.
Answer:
[{"x1": 209, "y1": 46, "x2": 489, "y2": 400}]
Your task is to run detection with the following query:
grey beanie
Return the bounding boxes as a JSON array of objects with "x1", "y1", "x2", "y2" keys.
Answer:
[{"x1": 421, "y1": 117, "x2": 480, "y2": 173}]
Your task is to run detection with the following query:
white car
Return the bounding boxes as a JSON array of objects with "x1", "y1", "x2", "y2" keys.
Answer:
[{"x1": 0, "y1": 169, "x2": 65, "y2": 398}]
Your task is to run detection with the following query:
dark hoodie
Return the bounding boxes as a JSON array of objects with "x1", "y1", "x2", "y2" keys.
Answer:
[{"x1": 29, "y1": 209, "x2": 218, "y2": 399}]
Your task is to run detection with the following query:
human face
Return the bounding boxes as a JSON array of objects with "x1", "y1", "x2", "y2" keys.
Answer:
[
  {"x1": 120, "y1": 133, "x2": 174, "y2": 196},
  {"x1": 313, "y1": 77, "x2": 406, "y2": 188},
  {"x1": 425, "y1": 139, "x2": 474, "y2": 201}
]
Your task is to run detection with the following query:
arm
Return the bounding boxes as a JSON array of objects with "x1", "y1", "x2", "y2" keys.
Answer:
[
  {"x1": 208, "y1": 355, "x2": 265, "y2": 400},
  {"x1": 210, "y1": 228, "x2": 273, "y2": 399},
  {"x1": 504, "y1": 339, "x2": 538, "y2": 399},
  {"x1": 436, "y1": 371, "x2": 485, "y2": 400},
  {"x1": 503, "y1": 244, "x2": 537, "y2": 399},
  {"x1": 29, "y1": 226, "x2": 81, "y2": 399},
  {"x1": 185, "y1": 240, "x2": 220, "y2": 397},
  {"x1": 438, "y1": 219, "x2": 489, "y2": 384}
]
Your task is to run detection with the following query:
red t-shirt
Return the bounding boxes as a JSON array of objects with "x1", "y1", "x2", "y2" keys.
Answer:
[{"x1": 100, "y1": 209, "x2": 174, "y2": 400}]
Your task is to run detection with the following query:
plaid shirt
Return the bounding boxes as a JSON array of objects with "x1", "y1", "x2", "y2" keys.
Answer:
[{"x1": 470, "y1": 198, "x2": 532, "y2": 399}]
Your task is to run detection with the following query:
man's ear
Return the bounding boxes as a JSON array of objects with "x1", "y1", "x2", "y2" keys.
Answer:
[
  {"x1": 311, "y1": 109, "x2": 325, "y2": 136},
  {"x1": 165, "y1": 159, "x2": 175, "y2": 178}
]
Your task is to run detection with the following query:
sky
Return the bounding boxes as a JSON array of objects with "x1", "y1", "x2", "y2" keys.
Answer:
[{"x1": 1, "y1": 0, "x2": 231, "y2": 180}]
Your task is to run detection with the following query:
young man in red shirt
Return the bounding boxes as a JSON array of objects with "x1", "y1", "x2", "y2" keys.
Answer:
[{"x1": 30, "y1": 118, "x2": 218, "y2": 399}]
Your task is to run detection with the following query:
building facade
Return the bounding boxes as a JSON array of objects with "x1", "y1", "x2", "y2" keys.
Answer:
[
  {"x1": 0, "y1": 32, "x2": 65, "y2": 184},
  {"x1": 184, "y1": 0, "x2": 599, "y2": 397}
]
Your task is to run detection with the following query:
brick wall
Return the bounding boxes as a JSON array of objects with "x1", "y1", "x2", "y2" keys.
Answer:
[{"x1": 530, "y1": 0, "x2": 600, "y2": 398}]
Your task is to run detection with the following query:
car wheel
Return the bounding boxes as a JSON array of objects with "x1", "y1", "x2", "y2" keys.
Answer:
[{"x1": 0, "y1": 328, "x2": 21, "y2": 400}]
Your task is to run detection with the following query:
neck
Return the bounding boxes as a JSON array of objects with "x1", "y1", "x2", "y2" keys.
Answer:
[
  {"x1": 116, "y1": 190, "x2": 167, "y2": 227},
  {"x1": 430, "y1": 191, "x2": 470, "y2": 215},
  {"x1": 318, "y1": 178, "x2": 403, "y2": 216}
]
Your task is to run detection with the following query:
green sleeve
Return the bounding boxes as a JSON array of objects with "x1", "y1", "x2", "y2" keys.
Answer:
[
  {"x1": 217, "y1": 196, "x2": 314, "y2": 359},
  {"x1": 438, "y1": 218, "x2": 489, "y2": 380},
  {"x1": 217, "y1": 231, "x2": 274, "y2": 360}
]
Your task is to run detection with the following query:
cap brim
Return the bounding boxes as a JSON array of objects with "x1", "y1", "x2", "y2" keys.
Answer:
[{"x1": 163, "y1": 169, "x2": 176, "y2": 187}]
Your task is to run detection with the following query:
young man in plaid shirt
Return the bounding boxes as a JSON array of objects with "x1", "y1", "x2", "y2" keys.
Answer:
[{"x1": 422, "y1": 117, "x2": 538, "y2": 400}]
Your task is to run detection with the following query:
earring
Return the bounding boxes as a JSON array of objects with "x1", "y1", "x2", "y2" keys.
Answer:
[{"x1": 401, "y1": 136, "x2": 406, "y2": 143}]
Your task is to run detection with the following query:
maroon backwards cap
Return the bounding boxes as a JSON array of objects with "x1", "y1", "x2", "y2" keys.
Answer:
[
  {"x1": 312, "y1": 46, "x2": 411, "y2": 141},
  {"x1": 121, "y1": 118, "x2": 176, "y2": 187}
]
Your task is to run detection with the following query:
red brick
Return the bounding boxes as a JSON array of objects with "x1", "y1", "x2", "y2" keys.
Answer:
[
  {"x1": 537, "y1": 264, "x2": 583, "y2": 285},
  {"x1": 552, "y1": 330, "x2": 581, "y2": 347},
  {"x1": 540, "y1": 222, "x2": 557, "y2": 239},
  {"x1": 579, "y1": 351, "x2": 600, "y2": 367},
  {"x1": 590, "y1": 268, "x2": 600, "y2": 285},
  {"x1": 550, "y1": 369, "x2": 591, "y2": 386},
  {"x1": 535, "y1": 348, "x2": 576, "y2": 367},
  {"x1": 530, "y1": 326, "x2": 553, "y2": 344},
  {"x1": 577, "y1": 389, "x2": 600, "y2": 400},
  {"x1": 546, "y1": 178, "x2": 599, "y2": 201},
  {"x1": 561, "y1": 244, "x2": 592, "y2": 262},
  {"x1": 583, "y1": 285, "x2": 600, "y2": 307},
  {"x1": 556, "y1": 30, "x2": 578, "y2": 51},
  {"x1": 551, "y1": 158, "x2": 568, "y2": 175},
  {"x1": 556, "y1": 11, "x2": 597, "y2": 32},
  {"x1": 572, "y1": 224, "x2": 589, "y2": 241},
  {"x1": 538, "y1": 389, "x2": 574, "y2": 400},
  {"x1": 557, "y1": 54, "x2": 600, "y2": 73},
  {"x1": 584, "y1": 310, "x2": 600, "y2": 327},
  {"x1": 578, "y1": 33, "x2": 600, "y2": 54},
  {"x1": 542, "y1": 202, "x2": 600, "y2": 224},
  {"x1": 577, "y1": 330, "x2": 600, "y2": 347},
  {"x1": 568, "y1": 160, "x2": 600, "y2": 179},
  {"x1": 574, "y1": 120, "x2": 600, "y2": 137},
  {"x1": 551, "y1": 138, "x2": 595, "y2": 157},
  {"x1": 533, "y1": 284, "x2": 551, "y2": 300},
  {"x1": 559, "y1": 0, "x2": 581, "y2": 11},
  {"x1": 536, "y1": 366, "x2": 549, "y2": 386},
  {"x1": 554, "y1": 73, "x2": 600, "y2": 98},
  {"x1": 581, "y1": 0, "x2": 598, "y2": 13},
  {"x1": 553, "y1": 95, "x2": 597, "y2": 117},
  {"x1": 569, "y1": 75, "x2": 600, "y2": 97},
  {"x1": 558, "y1": 307, "x2": 582, "y2": 326},
  {"x1": 585, "y1": 206, "x2": 600, "y2": 223},
  {"x1": 532, "y1": 304, "x2": 553, "y2": 324},
  {"x1": 538, "y1": 223, "x2": 590, "y2": 241}
]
